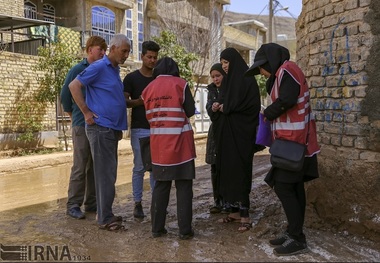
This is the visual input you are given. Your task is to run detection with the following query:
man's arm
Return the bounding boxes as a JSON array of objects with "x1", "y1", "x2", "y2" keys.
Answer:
[
  {"x1": 183, "y1": 84, "x2": 196, "y2": 118},
  {"x1": 60, "y1": 68, "x2": 76, "y2": 118},
  {"x1": 69, "y1": 79, "x2": 97, "y2": 125},
  {"x1": 124, "y1": 91, "x2": 144, "y2": 108}
]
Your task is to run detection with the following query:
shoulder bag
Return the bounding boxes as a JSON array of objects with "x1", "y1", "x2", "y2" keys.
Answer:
[{"x1": 269, "y1": 110, "x2": 310, "y2": 172}]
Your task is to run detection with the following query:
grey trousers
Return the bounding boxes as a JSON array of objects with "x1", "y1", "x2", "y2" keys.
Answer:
[
  {"x1": 86, "y1": 124, "x2": 121, "y2": 225},
  {"x1": 151, "y1": 179, "x2": 193, "y2": 235},
  {"x1": 67, "y1": 126, "x2": 96, "y2": 211}
]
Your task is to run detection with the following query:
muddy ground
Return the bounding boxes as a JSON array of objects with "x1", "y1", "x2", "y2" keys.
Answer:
[{"x1": 0, "y1": 138, "x2": 379, "y2": 262}]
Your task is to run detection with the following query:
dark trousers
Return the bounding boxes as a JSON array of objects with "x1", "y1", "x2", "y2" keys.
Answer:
[
  {"x1": 151, "y1": 179, "x2": 193, "y2": 235},
  {"x1": 67, "y1": 126, "x2": 96, "y2": 210},
  {"x1": 86, "y1": 124, "x2": 120, "y2": 225},
  {"x1": 274, "y1": 181, "x2": 306, "y2": 243},
  {"x1": 210, "y1": 164, "x2": 222, "y2": 204}
]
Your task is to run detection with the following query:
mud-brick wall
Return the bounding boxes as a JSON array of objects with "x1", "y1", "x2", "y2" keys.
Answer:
[
  {"x1": 297, "y1": 0, "x2": 380, "y2": 241},
  {"x1": 0, "y1": 51, "x2": 57, "y2": 149}
]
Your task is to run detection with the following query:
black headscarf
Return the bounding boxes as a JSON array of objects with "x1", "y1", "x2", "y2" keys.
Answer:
[
  {"x1": 210, "y1": 62, "x2": 226, "y2": 76},
  {"x1": 246, "y1": 43, "x2": 290, "y2": 93},
  {"x1": 153, "y1": 57, "x2": 180, "y2": 78},
  {"x1": 246, "y1": 43, "x2": 290, "y2": 76},
  {"x1": 219, "y1": 47, "x2": 253, "y2": 113}
]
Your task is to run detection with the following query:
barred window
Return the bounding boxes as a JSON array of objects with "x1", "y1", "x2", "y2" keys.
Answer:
[
  {"x1": 126, "y1": 8, "x2": 133, "y2": 50},
  {"x1": 24, "y1": 0, "x2": 37, "y2": 19},
  {"x1": 43, "y1": 4, "x2": 55, "y2": 23},
  {"x1": 91, "y1": 6, "x2": 115, "y2": 44},
  {"x1": 137, "y1": 0, "x2": 143, "y2": 57}
]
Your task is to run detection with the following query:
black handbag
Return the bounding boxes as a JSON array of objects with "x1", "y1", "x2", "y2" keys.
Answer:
[
  {"x1": 269, "y1": 139, "x2": 306, "y2": 171},
  {"x1": 139, "y1": 136, "x2": 152, "y2": 171},
  {"x1": 269, "y1": 109, "x2": 310, "y2": 172}
]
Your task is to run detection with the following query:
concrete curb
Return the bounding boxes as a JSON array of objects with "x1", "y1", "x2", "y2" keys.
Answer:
[{"x1": 1, "y1": 134, "x2": 208, "y2": 174}]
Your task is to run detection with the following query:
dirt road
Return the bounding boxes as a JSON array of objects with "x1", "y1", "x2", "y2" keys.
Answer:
[{"x1": 0, "y1": 138, "x2": 379, "y2": 262}]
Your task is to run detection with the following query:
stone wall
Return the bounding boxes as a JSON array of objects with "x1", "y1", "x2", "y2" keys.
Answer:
[{"x1": 297, "y1": 0, "x2": 380, "y2": 241}]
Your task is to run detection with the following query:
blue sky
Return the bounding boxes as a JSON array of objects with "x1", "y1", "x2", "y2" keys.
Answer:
[{"x1": 225, "y1": 0, "x2": 302, "y2": 18}]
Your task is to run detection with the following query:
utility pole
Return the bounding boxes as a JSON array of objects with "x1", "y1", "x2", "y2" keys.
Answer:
[{"x1": 268, "y1": 0, "x2": 273, "y2": 43}]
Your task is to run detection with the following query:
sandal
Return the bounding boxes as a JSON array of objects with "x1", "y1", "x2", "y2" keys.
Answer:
[
  {"x1": 237, "y1": 222, "x2": 252, "y2": 233},
  {"x1": 99, "y1": 216, "x2": 125, "y2": 231},
  {"x1": 99, "y1": 221, "x2": 125, "y2": 231},
  {"x1": 217, "y1": 215, "x2": 241, "y2": 223}
]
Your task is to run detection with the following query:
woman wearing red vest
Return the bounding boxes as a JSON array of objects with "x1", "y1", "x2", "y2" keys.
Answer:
[
  {"x1": 246, "y1": 43, "x2": 320, "y2": 256},
  {"x1": 141, "y1": 57, "x2": 196, "y2": 240}
]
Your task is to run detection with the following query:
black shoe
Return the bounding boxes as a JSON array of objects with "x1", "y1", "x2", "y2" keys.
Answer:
[
  {"x1": 273, "y1": 239, "x2": 309, "y2": 256},
  {"x1": 133, "y1": 202, "x2": 145, "y2": 218},
  {"x1": 66, "y1": 207, "x2": 85, "y2": 219},
  {"x1": 269, "y1": 232, "x2": 290, "y2": 246},
  {"x1": 152, "y1": 228, "x2": 168, "y2": 238},
  {"x1": 179, "y1": 230, "x2": 194, "y2": 240}
]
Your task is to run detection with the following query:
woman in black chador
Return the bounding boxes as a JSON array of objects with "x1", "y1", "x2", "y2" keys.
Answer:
[{"x1": 214, "y1": 48, "x2": 261, "y2": 232}]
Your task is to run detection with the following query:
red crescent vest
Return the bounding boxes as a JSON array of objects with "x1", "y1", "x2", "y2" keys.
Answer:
[
  {"x1": 270, "y1": 61, "x2": 320, "y2": 156},
  {"x1": 142, "y1": 75, "x2": 196, "y2": 165}
]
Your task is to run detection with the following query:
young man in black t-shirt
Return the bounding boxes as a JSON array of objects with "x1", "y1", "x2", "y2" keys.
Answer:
[{"x1": 123, "y1": 41, "x2": 160, "y2": 219}]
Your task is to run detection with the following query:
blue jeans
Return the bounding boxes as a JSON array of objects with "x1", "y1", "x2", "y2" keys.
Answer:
[
  {"x1": 131, "y1": 128, "x2": 155, "y2": 202},
  {"x1": 86, "y1": 124, "x2": 121, "y2": 225}
]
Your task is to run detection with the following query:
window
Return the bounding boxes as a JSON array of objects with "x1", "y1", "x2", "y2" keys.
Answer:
[
  {"x1": 126, "y1": 8, "x2": 133, "y2": 52},
  {"x1": 24, "y1": 0, "x2": 37, "y2": 19},
  {"x1": 43, "y1": 4, "x2": 55, "y2": 22},
  {"x1": 91, "y1": 6, "x2": 115, "y2": 44},
  {"x1": 137, "y1": 0, "x2": 144, "y2": 57}
]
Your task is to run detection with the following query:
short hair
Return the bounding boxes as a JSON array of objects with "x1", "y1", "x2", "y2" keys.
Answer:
[
  {"x1": 141, "y1": 41, "x2": 160, "y2": 55},
  {"x1": 109, "y1": 34, "x2": 131, "y2": 49},
  {"x1": 85, "y1": 36, "x2": 107, "y2": 53}
]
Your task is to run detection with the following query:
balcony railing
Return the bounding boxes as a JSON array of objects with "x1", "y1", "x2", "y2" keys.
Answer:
[{"x1": 0, "y1": 30, "x2": 48, "y2": 56}]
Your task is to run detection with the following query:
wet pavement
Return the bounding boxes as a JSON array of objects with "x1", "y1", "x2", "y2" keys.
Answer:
[{"x1": 0, "y1": 138, "x2": 380, "y2": 262}]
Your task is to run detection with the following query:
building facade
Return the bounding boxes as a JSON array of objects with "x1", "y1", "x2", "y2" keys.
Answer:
[{"x1": 1, "y1": 0, "x2": 266, "y2": 148}]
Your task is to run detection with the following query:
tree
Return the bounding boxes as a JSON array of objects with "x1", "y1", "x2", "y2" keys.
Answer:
[
  {"x1": 152, "y1": 30, "x2": 198, "y2": 88},
  {"x1": 256, "y1": 74, "x2": 270, "y2": 107},
  {"x1": 153, "y1": 0, "x2": 225, "y2": 96},
  {"x1": 33, "y1": 41, "x2": 77, "y2": 150},
  {"x1": 34, "y1": 42, "x2": 77, "y2": 104}
]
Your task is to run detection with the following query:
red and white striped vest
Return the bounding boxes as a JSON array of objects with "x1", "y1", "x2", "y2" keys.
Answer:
[
  {"x1": 270, "y1": 61, "x2": 320, "y2": 156},
  {"x1": 142, "y1": 75, "x2": 196, "y2": 165}
]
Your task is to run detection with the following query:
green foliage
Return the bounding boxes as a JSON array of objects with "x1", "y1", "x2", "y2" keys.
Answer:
[
  {"x1": 16, "y1": 102, "x2": 43, "y2": 143},
  {"x1": 152, "y1": 31, "x2": 199, "y2": 88},
  {"x1": 256, "y1": 74, "x2": 268, "y2": 98},
  {"x1": 34, "y1": 42, "x2": 77, "y2": 104}
]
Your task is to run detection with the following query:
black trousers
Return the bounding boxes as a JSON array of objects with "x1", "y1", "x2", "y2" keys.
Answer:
[
  {"x1": 151, "y1": 179, "x2": 193, "y2": 235},
  {"x1": 274, "y1": 181, "x2": 306, "y2": 243},
  {"x1": 210, "y1": 164, "x2": 223, "y2": 204}
]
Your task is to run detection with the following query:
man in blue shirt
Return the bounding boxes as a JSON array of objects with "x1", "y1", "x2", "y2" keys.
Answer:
[
  {"x1": 60, "y1": 36, "x2": 107, "y2": 219},
  {"x1": 69, "y1": 34, "x2": 131, "y2": 231}
]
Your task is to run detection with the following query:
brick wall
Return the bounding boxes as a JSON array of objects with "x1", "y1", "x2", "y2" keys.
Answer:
[
  {"x1": 0, "y1": 51, "x2": 57, "y2": 149},
  {"x1": 0, "y1": 0, "x2": 23, "y2": 17},
  {"x1": 0, "y1": 51, "x2": 56, "y2": 131},
  {"x1": 297, "y1": 0, "x2": 380, "y2": 241}
]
